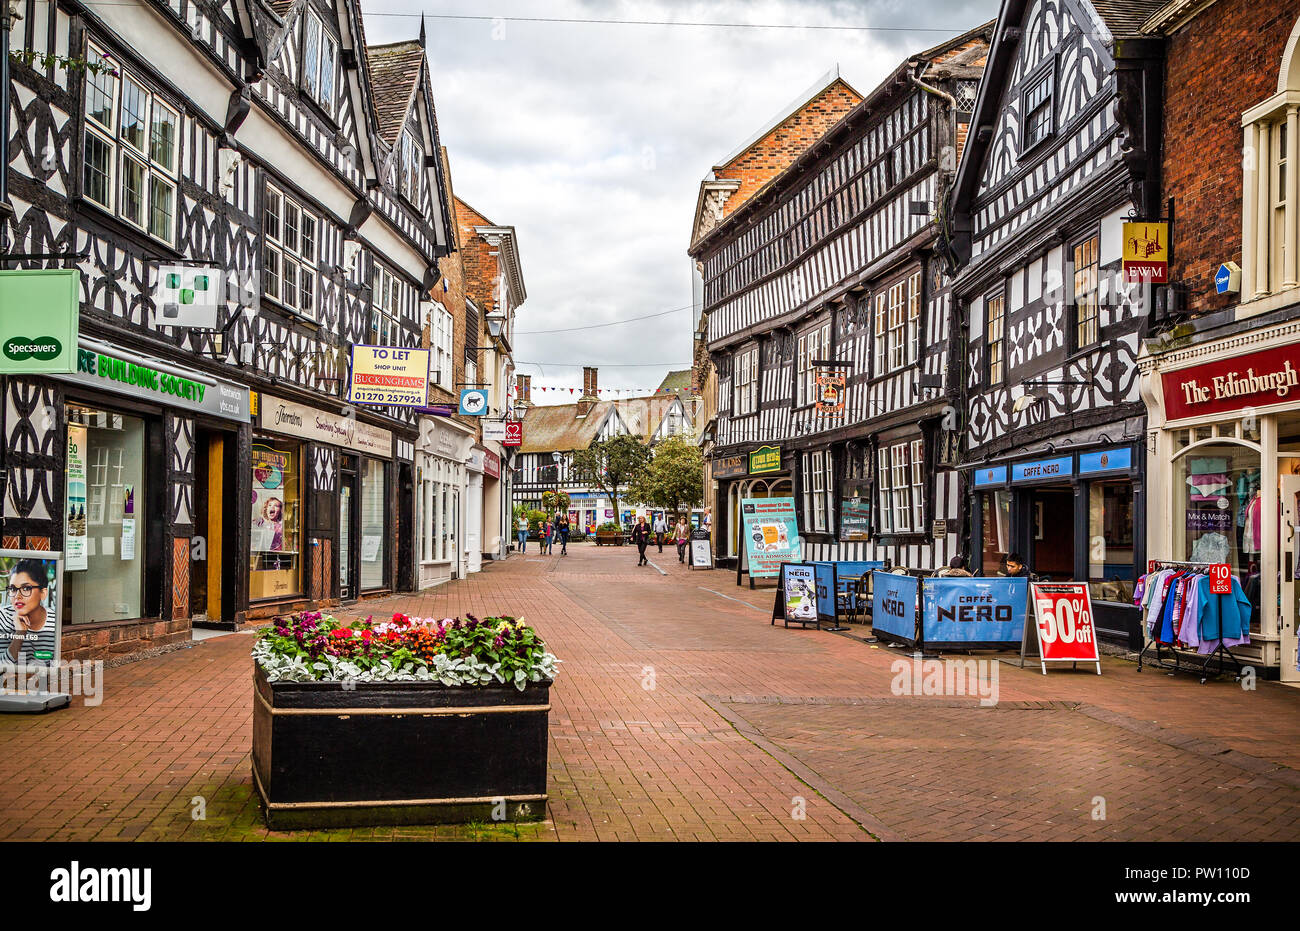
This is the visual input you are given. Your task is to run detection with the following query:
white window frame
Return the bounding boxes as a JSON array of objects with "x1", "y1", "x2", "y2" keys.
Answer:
[
  {"x1": 877, "y1": 440, "x2": 922, "y2": 534},
  {"x1": 801, "y1": 450, "x2": 833, "y2": 534},
  {"x1": 986, "y1": 289, "x2": 1006, "y2": 385},
  {"x1": 1241, "y1": 87, "x2": 1300, "y2": 301},
  {"x1": 431, "y1": 302, "x2": 453, "y2": 389},
  {"x1": 401, "y1": 127, "x2": 424, "y2": 206},
  {"x1": 82, "y1": 41, "x2": 180, "y2": 246},
  {"x1": 876, "y1": 447, "x2": 893, "y2": 534},
  {"x1": 302, "y1": 11, "x2": 338, "y2": 115},
  {"x1": 887, "y1": 280, "x2": 907, "y2": 371},
  {"x1": 732, "y1": 346, "x2": 758, "y2": 417},
  {"x1": 873, "y1": 292, "x2": 888, "y2": 376},
  {"x1": 370, "y1": 263, "x2": 404, "y2": 346},
  {"x1": 263, "y1": 184, "x2": 318, "y2": 319},
  {"x1": 797, "y1": 322, "x2": 831, "y2": 406},
  {"x1": 1021, "y1": 66, "x2": 1054, "y2": 152},
  {"x1": 907, "y1": 271, "x2": 921, "y2": 365}
]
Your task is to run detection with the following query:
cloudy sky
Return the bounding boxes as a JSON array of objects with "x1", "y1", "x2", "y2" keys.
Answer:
[{"x1": 361, "y1": 0, "x2": 998, "y2": 402}]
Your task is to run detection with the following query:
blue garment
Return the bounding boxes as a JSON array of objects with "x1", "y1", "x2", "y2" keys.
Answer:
[{"x1": 1195, "y1": 575, "x2": 1252, "y2": 641}]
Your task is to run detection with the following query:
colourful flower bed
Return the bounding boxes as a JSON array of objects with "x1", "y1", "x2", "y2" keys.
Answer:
[{"x1": 252, "y1": 612, "x2": 560, "y2": 689}]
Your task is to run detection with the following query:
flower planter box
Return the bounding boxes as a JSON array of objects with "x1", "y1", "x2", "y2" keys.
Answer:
[
  {"x1": 595, "y1": 531, "x2": 624, "y2": 546},
  {"x1": 252, "y1": 663, "x2": 550, "y2": 829}
]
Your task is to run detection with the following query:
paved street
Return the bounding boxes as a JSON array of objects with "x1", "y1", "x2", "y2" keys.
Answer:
[{"x1": 4, "y1": 542, "x2": 1300, "y2": 842}]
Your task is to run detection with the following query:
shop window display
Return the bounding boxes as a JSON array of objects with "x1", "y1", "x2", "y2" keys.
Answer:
[
  {"x1": 64, "y1": 404, "x2": 145, "y2": 623},
  {"x1": 1173, "y1": 443, "x2": 1262, "y2": 631},
  {"x1": 1087, "y1": 480, "x2": 1134, "y2": 603},
  {"x1": 250, "y1": 440, "x2": 302, "y2": 600},
  {"x1": 980, "y1": 490, "x2": 1011, "y2": 575},
  {"x1": 360, "y1": 459, "x2": 388, "y2": 591}
]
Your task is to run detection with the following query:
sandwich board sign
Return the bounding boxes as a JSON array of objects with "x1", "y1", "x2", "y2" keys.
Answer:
[
  {"x1": 688, "y1": 529, "x2": 712, "y2": 570},
  {"x1": 1022, "y1": 582, "x2": 1102, "y2": 675}
]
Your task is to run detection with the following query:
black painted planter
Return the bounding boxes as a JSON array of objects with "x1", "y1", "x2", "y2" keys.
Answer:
[{"x1": 252, "y1": 663, "x2": 550, "y2": 829}]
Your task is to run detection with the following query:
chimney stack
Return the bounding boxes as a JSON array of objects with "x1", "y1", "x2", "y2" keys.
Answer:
[
  {"x1": 576, "y1": 366, "x2": 598, "y2": 418},
  {"x1": 516, "y1": 373, "x2": 532, "y2": 406}
]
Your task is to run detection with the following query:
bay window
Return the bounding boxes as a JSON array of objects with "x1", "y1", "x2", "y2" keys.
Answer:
[
  {"x1": 371, "y1": 263, "x2": 403, "y2": 346},
  {"x1": 82, "y1": 42, "x2": 179, "y2": 245},
  {"x1": 1241, "y1": 62, "x2": 1300, "y2": 301},
  {"x1": 263, "y1": 185, "x2": 317, "y2": 318}
]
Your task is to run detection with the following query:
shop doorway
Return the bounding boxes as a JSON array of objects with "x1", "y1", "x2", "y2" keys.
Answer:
[
  {"x1": 396, "y1": 462, "x2": 414, "y2": 592},
  {"x1": 1282, "y1": 472, "x2": 1300, "y2": 685},
  {"x1": 192, "y1": 427, "x2": 238, "y2": 625},
  {"x1": 1027, "y1": 486, "x2": 1074, "y2": 581},
  {"x1": 340, "y1": 456, "x2": 359, "y2": 602}
]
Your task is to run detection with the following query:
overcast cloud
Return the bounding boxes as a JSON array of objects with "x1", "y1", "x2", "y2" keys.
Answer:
[{"x1": 361, "y1": 0, "x2": 999, "y2": 402}]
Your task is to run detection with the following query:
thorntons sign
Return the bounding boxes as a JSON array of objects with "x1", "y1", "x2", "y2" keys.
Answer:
[
  {"x1": 260, "y1": 395, "x2": 393, "y2": 457},
  {"x1": 1162, "y1": 344, "x2": 1300, "y2": 421}
]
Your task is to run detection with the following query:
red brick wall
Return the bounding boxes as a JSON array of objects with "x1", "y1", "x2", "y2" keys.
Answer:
[
  {"x1": 430, "y1": 153, "x2": 479, "y2": 434},
  {"x1": 716, "y1": 79, "x2": 864, "y2": 218},
  {"x1": 62, "y1": 619, "x2": 191, "y2": 662},
  {"x1": 1163, "y1": 1, "x2": 1298, "y2": 314}
]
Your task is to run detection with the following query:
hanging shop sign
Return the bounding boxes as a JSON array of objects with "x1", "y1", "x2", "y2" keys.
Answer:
[
  {"x1": 740, "y1": 496, "x2": 800, "y2": 578},
  {"x1": 1161, "y1": 343, "x2": 1300, "y2": 421},
  {"x1": 814, "y1": 370, "x2": 846, "y2": 416},
  {"x1": 713, "y1": 455, "x2": 747, "y2": 479},
  {"x1": 153, "y1": 266, "x2": 223, "y2": 330},
  {"x1": 503, "y1": 420, "x2": 523, "y2": 447},
  {"x1": 922, "y1": 576, "x2": 1028, "y2": 649},
  {"x1": 748, "y1": 445, "x2": 782, "y2": 475},
  {"x1": 1011, "y1": 457, "x2": 1073, "y2": 483},
  {"x1": 1121, "y1": 221, "x2": 1168, "y2": 283},
  {"x1": 871, "y1": 571, "x2": 919, "y2": 644},
  {"x1": 484, "y1": 451, "x2": 501, "y2": 479},
  {"x1": 1023, "y1": 582, "x2": 1101, "y2": 675},
  {"x1": 346, "y1": 345, "x2": 430, "y2": 408},
  {"x1": 1215, "y1": 262, "x2": 1242, "y2": 295},
  {"x1": 258, "y1": 395, "x2": 392, "y2": 458},
  {"x1": 483, "y1": 421, "x2": 507, "y2": 442},
  {"x1": 459, "y1": 389, "x2": 489, "y2": 416},
  {"x1": 0, "y1": 269, "x2": 80, "y2": 375},
  {"x1": 66, "y1": 426, "x2": 88, "y2": 572},
  {"x1": 56, "y1": 339, "x2": 250, "y2": 422}
]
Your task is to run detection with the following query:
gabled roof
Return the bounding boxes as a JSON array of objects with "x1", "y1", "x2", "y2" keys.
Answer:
[
  {"x1": 517, "y1": 401, "x2": 619, "y2": 454},
  {"x1": 1089, "y1": 0, "x2": 1169, "y2": 38},
  {"x1": 366, "y1": 40, "x2": 425, "y2": 145},
  {"x1": 656, "y1": 369, "x2": 695, "y2": 394},
  {"x1": 622, "y1": 395, "x2": 689, "y2": 442}
]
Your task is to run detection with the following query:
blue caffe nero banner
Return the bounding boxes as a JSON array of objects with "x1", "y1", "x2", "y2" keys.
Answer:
[
  {"x1": 871, "y1": 571, "x2": 918, "y2": 641},
  {"x1": 921, "y1": 577, "x2": 1028, "y2": 644}
]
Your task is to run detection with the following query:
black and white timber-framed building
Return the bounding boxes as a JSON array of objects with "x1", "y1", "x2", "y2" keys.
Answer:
[
  {"x1": 689, "y1": 26, "x2": 992, "y2": 574},
  {"x1": 2, "y1": 0, "x2": 455, "y2": 655},
  {"x1": 948, "y1": 0, "x2": 1166, "y2": 640}
]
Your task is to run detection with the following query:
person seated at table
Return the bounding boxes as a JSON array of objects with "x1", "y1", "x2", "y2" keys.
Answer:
[{"x1": 935, "y1": 555, "x2": 972, "y2": 577}]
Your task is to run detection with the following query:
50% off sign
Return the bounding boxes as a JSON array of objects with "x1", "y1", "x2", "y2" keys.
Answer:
[{"x1": 1022, "y1": 583, "x2": 1102, "y2": 675}]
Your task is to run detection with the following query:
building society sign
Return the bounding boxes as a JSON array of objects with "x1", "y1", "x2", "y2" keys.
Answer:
[{"x1": 56, "y1": 342, "x2": 250, "y2": 422}]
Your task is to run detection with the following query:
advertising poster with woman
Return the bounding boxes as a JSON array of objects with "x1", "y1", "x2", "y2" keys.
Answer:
[
  {"x1": 251, "y1": 444, "x2": 289, "y2": 556},
  {"x1": 0, "y1": 551, "x2": 62, "y2": 670}
]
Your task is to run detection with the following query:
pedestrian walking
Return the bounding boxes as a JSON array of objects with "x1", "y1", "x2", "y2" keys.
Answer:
[
  {"x1": 558, "y1": 514, "x2": 571, "y2": 555},
  {"x1": 632, "y1": 516, "x2": 651, "y2": 566},
  {"x1": 674, "y1": 517, "x2": 689, "y2": 563},
  {"x1": 653, "y1": 512, "x2": 667, "y2": 553},
  {"x1": 543, "y1": 518, "x2": 555, "y2": 555},
  {"x1": 517, "y1": 515, "x2": 529, "y2": 554}
]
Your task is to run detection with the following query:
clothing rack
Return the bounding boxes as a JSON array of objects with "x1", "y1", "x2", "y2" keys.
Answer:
[{"x1": 1137, "y1": 560, "x2": 1245, "y2": 684}]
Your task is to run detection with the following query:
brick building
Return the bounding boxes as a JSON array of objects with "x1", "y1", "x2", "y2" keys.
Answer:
[{"x1": 1138, "y1": 1, "x2": 1300, "y2": 680}]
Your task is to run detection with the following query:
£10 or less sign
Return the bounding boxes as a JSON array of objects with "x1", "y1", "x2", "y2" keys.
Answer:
[
  {"x1": 1029, "y1": 583, "x2": 1101, "y2": 674},
  {"x1": 1209, "y1": 564, "x2": 1232, "y2": 594}
]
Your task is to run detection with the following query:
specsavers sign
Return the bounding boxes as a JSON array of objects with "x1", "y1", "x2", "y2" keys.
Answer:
[
  {"x1": 347, "y1": 345, "x2": 430, "y2": 408},
  {"x1": 0, "y1": 269, "x2": 80, "y2": 374},
  {"x1": 54, "y1": 340, "x2": 250, "y2": 422}
]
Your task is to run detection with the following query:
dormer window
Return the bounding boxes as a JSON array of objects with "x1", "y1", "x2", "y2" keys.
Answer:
[
  {"x1": 303, "y1": 12, "x2": 338, "y2": 115},
  {"x1": 1021, "y1": 66, "x2": 1054, "y2": 152},
  {"x1": 400, "y1": 127, "x2": 424, "y2": 206}
]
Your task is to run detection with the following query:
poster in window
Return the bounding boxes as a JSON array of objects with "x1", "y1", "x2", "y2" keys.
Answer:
[
  {"x1": 120, "y1": 484, "x2": 136, "y2": 561},
  {"x1": 251, "y1": 444, "x2": 290, "y2": 554},
  {"x1": 839, "y1": 479, "x2": 871, "y2": 541},
  {"x1": 66, "y1": 425, "x2": 88, "y2": 571}
]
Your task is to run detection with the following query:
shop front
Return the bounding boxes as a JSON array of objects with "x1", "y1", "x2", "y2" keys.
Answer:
[
  {"x1": 1141, "y1": 322, "x2": 1300, "y2": 680},
  {"x1": 252, "y1": 395, "x2": 395, "y2": 613},
  {"x1": 48, "y1": 338, "x2": 251, "y2": 652},
  {"x1": 968, "y1": 441, "x2": 1144, "y2": 646},
  {"x1": 713, "y1": 445, "x2": 793, "y2": 568},
  {"x1": 465, "y1": 448, "x2": 485, "y2": 574},
  {"x1": 416, "y1": 418, "x2": 473, "y2": 588}
]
